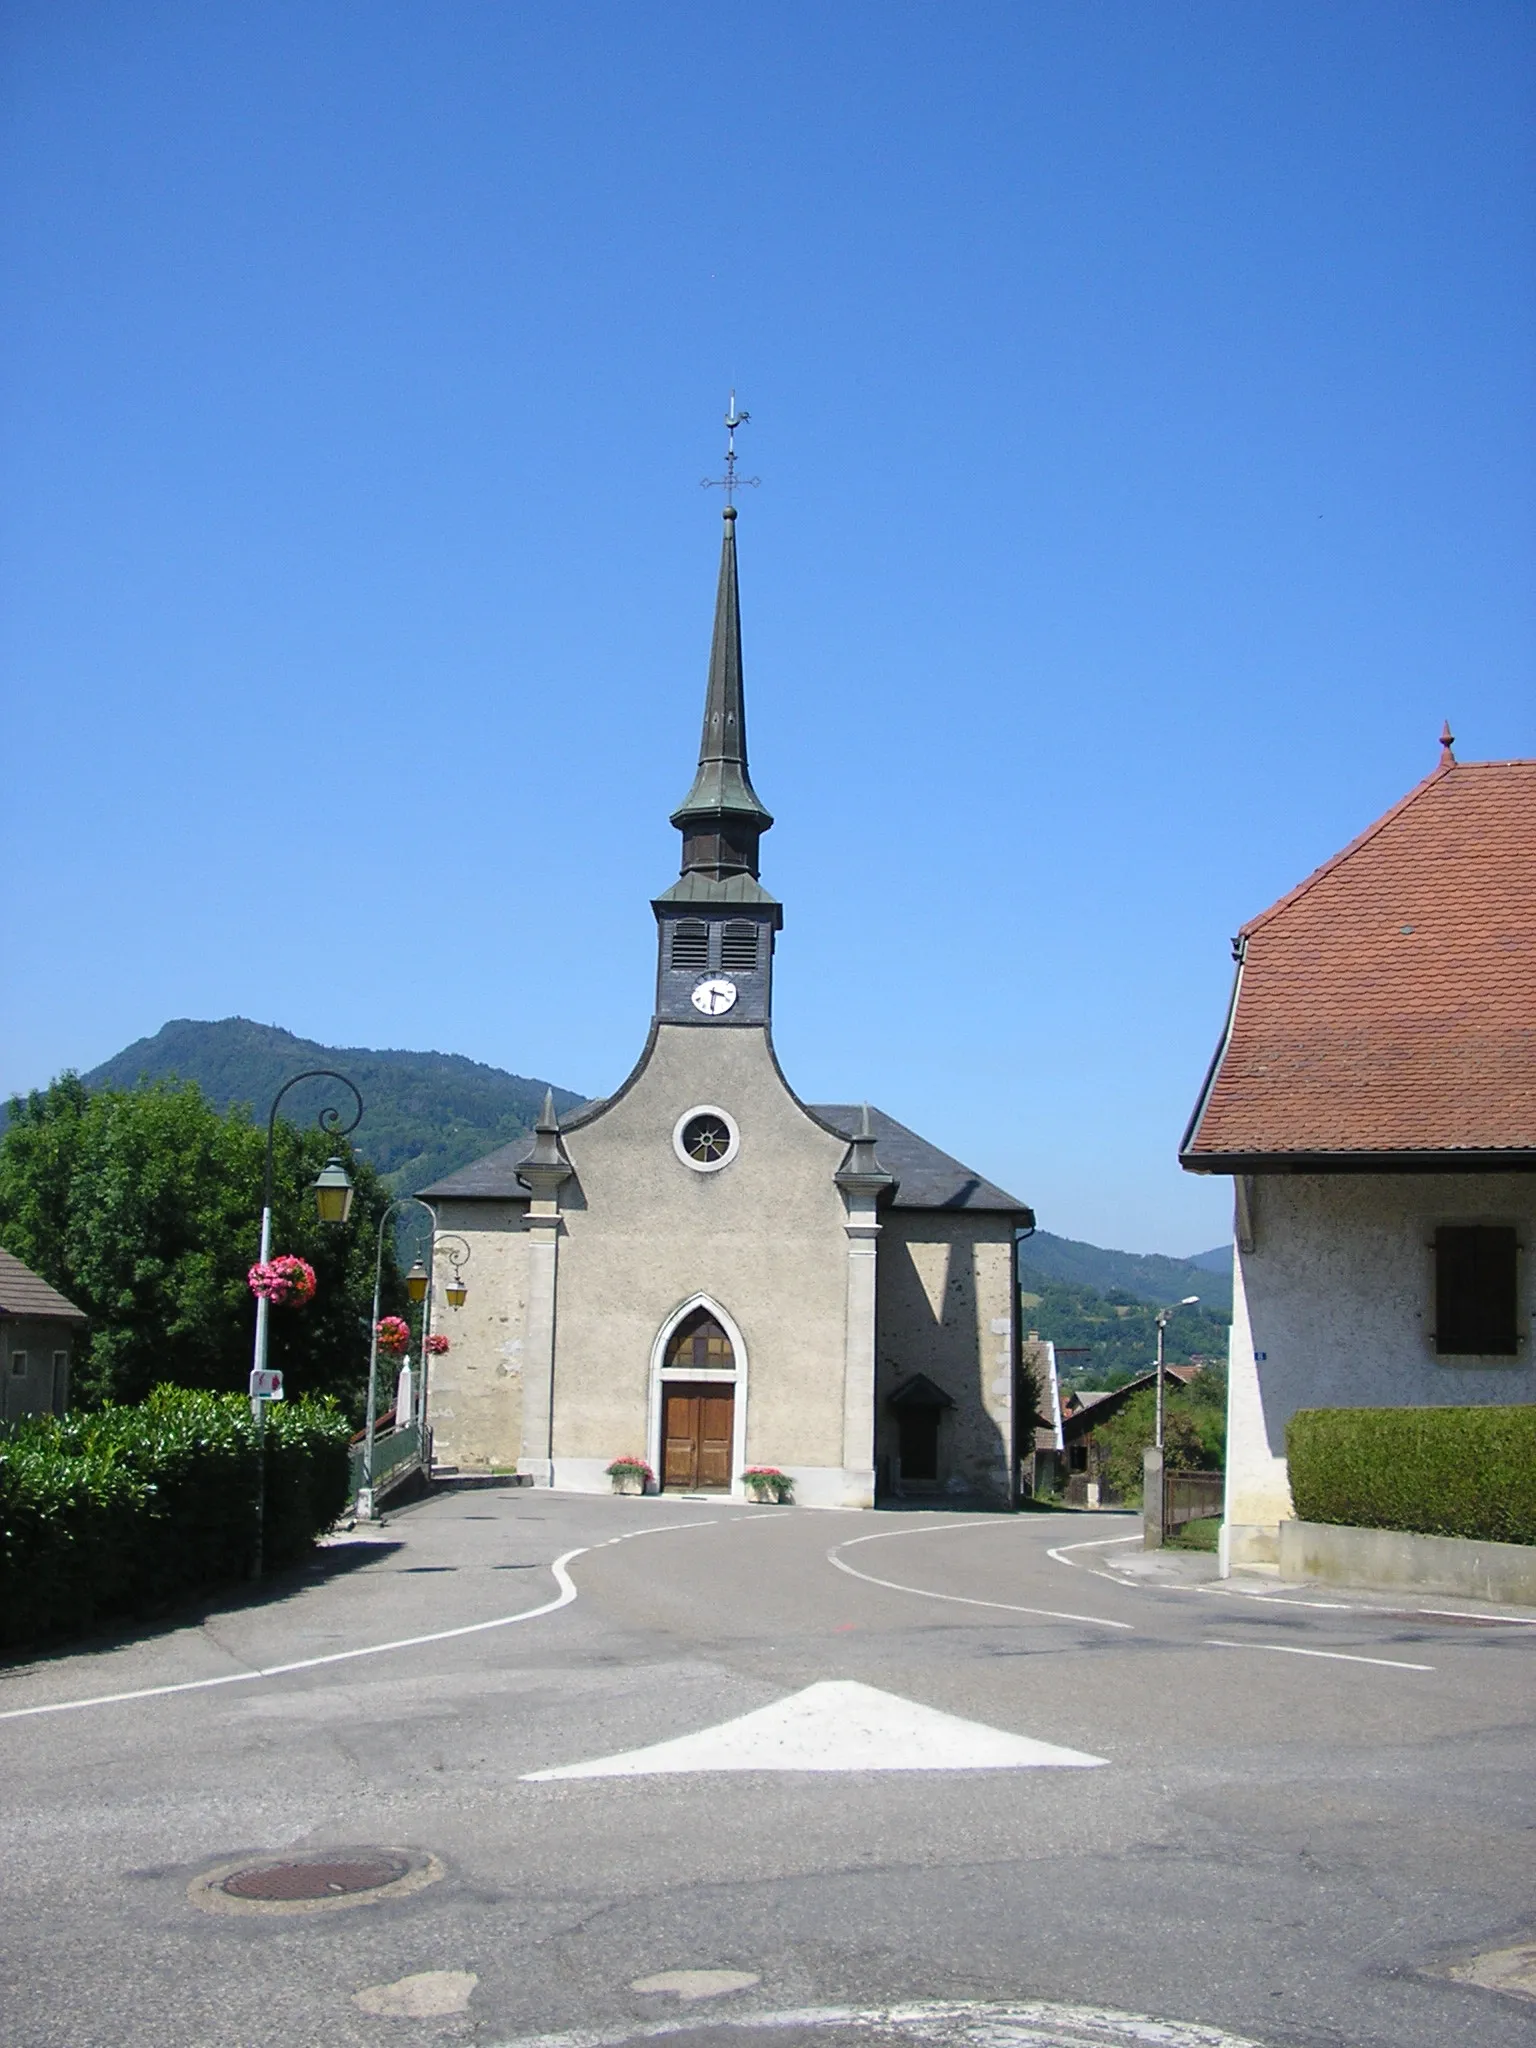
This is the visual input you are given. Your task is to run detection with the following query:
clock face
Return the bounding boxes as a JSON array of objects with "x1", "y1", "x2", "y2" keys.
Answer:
[{"x1": 691, "y1": 976, "x2": 739, "y2": 1017}]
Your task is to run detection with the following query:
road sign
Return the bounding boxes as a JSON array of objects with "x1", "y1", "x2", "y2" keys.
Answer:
[{"x1": 249, "y1": 1368, "x2": 285, "y2": 1402}]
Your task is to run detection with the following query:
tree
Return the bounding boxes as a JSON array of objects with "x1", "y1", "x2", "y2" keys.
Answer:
[
  {"x1": 1090, "y1": 1367, "x2": 1227, "y2": 1503},
  {"x1": 0, "y1": 1077, "x2": 404, "y2": 1413}
]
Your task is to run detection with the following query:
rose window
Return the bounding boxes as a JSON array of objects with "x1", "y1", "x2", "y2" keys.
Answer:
[{"x1": 681, "y1": 1114, "x2": 731, "y2": 1163}]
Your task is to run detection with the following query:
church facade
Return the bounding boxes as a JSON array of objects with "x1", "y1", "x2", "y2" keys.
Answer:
[{"x1": 421, "y1": 504, "x2": 1033, "y2": 1508}]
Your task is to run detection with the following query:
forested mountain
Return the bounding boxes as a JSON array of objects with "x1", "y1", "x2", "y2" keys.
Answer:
[
  {"x1": 1018, "y1": 1275, "x2": 1231, "y2": 1390},
  {"x1": 1016, "y1": 1231, "x2": 1232, "y2": 1390},
  {"x1": 75, "y1": 1018, "x2": 586, "y2": 1196},
  {"x1": 1017, "y1": 1229, "x2": 1232, "y2": 1314}
]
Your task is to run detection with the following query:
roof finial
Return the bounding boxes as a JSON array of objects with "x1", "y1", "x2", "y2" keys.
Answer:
[
  {"x1": 1439, "y1": 719, "x2": 1456, "y2": 768},
  {"x1": 701, "y1": 391, "x2": 760, "y2": 510}
]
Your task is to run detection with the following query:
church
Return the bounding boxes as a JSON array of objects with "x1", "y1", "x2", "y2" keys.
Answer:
[{"x1": 421, "y1": 492, "x2": 1034, "y2": 1508}]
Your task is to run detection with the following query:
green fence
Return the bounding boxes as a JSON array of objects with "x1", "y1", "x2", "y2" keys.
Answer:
[{"x1": 349, "y1": 1421, "x2": 421, "y2": 1500}]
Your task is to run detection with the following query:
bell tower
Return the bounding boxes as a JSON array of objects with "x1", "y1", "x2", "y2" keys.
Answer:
[{"x1": 652, "y1": 411, "x2": 782, "y2": 1027}]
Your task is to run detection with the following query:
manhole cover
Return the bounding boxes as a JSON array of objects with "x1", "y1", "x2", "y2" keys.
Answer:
[
  {"x1": 189, "y1": 1846, "x2": 444, "y2": 1916},
  {"x1": 223, "y1": 1853, "x2": 409, "y2": 1900}
]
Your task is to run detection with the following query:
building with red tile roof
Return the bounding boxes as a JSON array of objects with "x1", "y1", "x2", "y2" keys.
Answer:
[
  {"x1": 1179, "y1": 733, "x2": 1536, "y2": 1571},
  {"x1": 1182, "y1": 741, "x2": 1536, "y2": 1170}
]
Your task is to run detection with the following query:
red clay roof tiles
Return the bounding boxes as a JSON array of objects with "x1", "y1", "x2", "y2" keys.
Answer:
[{"x1": 1182, "y1": 758, "x2": 1536, "y2": 1165}]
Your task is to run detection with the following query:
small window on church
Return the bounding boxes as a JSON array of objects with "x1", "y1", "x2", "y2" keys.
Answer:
[
  {"x1": 681, "y1": 1114, "x2": 731, "y2": 1163},
  {"x1": 670, "y1": 921, "x2": 709, "y2": 971},
  {"x1": 672, "y1": 1103, "x2": 740, "y2": 1173},
  {"x1": 667, "y1": 1309, "x2": 734, "y2": 1370},
  {"x1": 720, "y1": 922, "x2": 759, "y2": 973}
]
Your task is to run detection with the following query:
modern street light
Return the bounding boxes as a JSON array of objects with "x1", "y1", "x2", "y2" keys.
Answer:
[
  {"x1": 1154, "y1": 1295, "x2": 1201, "y2": 1452},
  {"x1": 249, "y1": 1069, "x2": 363, "y2": 1578}
]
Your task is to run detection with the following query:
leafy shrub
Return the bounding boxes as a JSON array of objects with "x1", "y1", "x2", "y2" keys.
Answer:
[
  {"x1": 1287, "y1": 1405, "x2": 1536, "y2": 1547},
  {"x1": 0, "y1": 1386, "x2": 353, "y2": 1647},
  {"x1": 1090, "y1": 1381, "x2": 1225, "y2": 1504}
]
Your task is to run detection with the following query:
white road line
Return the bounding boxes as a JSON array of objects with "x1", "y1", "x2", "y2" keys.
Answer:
[
  {"x1": 1046, "y1": 1533, "x2": 1143, "y2": 1567},
  {"x1": 489, "y1": 1996, "x2": 1272, "y2": 2048},
  {"x1": 1205, "y1": 1638, "x2": 1433, "y2": 1672},
  {"x1": 828, "y1": 1530, "x2": 1133, "y2": 1630},
  {"x1": 0, "y1": 1519, "x2": 715, "y2": 1724}
]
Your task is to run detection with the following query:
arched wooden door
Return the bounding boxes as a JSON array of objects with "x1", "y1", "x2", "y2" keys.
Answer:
[{"x1": 660, "y1": 1310, "x2": 736, "y2": 1492}]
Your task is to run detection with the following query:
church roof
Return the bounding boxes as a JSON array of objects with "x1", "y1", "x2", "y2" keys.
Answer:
[
  {"x1": 811, "y1": 1106, "x2": 1031, "y2": 1215},
  {"x1": 652, "y1": 871, "x2": 781, "y2": 909},
  {"x1": 669, "y1": 507, "x2": 773, "y2": 835},
  {"x1": 419, "y1": 1101, "x2": 1030, "y2": 1216}
]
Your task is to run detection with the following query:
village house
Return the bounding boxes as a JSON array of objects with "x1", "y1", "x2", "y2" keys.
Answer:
[
  {"x1": 1180, "y1": 731, "x2": 1536, "y2": 1569},
  {"x1": 0, "y1": 1248, "x2": 87, "y2": 1423}
]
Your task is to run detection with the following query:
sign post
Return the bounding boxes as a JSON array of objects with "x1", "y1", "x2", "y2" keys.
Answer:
[{"x1": 248, "y1": 1368, "x2": 285, "y2": 1580}]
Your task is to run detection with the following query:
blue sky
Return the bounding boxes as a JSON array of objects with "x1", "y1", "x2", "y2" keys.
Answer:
[{"x1": 3, "y1": 2, "x2": 1532, "y2": 1255}]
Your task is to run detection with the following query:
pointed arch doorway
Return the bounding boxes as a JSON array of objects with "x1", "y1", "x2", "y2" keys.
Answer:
[{"x1": 648, "y1": 1299, "x2": 748, "y2": 1495}]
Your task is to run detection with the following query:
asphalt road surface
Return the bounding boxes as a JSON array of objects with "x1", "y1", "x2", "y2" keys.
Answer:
[{"x1": 2, "y1": 1490, "x2": 1533, "y2": 2048}]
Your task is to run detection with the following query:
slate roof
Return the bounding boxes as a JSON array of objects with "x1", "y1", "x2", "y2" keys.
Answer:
[
  {"x1": 811, "y1": 1106, "x2": 1030, "y2": 1214},
  {"x1": 0, "y1": 1248, "x2": 88, "y2": 1323},
  {"x1": 421, "y1": 1101, "x2": 1031, "y2": 1215},
  {"x1": 1182, "y1": 756, "x2": 1536, "y2": 1169}
]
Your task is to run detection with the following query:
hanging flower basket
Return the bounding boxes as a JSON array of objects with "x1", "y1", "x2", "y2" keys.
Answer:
[
  {"x1": 606, "y1": 1456, "x2": 654, "y2": 1496},
  {"x1": 375, "y1": 1315, "x2": 411, "y2": 1356},
  {"x1": 247, "y1": 1255, "x2": 317, "y2": 1308},
  {"x1": 424, "y1": 1333, "x2": 449, "y2": 1356}
]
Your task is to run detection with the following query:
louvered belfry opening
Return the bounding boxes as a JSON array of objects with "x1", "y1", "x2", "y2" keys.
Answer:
[
  {"x1": 669, "y1": 921, "x2": 710, "y2": 971},
  {"x1": 720, "y1": 922, "x2": 759, "y2": 973}
]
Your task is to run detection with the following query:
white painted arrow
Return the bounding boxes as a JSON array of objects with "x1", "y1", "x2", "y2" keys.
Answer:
[{"x1": 521, "y1": 1679, "x2": 1106, "y2": 1779}]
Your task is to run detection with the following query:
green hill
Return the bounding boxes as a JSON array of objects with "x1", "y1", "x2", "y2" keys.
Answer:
[
  {"x1": 1018, "y1": 1274, "x2": 1231, "y2": 1390},
  {"x1": 78, "y1": 1018, "x2": 586, "y2": 1197},
  {"x1": 1017, "y1": 1229, "x2": 1231, "y2": 1315}
]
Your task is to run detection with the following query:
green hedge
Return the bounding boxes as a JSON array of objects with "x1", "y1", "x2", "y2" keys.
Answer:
[
  {"x1": 1287, "y1": 1404, "x2": 1536, "y2": 1548},
  {"x1": 0, "y1": 1387, "x2": 352, "y2": 1647}
]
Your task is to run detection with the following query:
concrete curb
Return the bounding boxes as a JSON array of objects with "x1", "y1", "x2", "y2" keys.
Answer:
[{"x1": 1279, "y1": 1518, "x2": 1536, "y2": 1605}]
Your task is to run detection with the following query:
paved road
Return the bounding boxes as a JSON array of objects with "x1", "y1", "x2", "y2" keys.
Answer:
[{"x1": 2, "y1": 1490, "x2": 1533, "y2": 2047}]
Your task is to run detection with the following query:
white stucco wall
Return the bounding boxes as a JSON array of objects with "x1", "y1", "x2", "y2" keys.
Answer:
[
  {"x1": 547, "y1": 1024, "x2": 854, "y2": 1495},
  {"x1": 1225, "y1": 1172, "x2": 1535, "y2": 1568}
]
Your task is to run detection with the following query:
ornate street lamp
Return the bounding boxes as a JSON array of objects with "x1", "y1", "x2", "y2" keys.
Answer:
[
  {"x1": 405, "y1": 1259, "x2": 430, "y2": 1304},
  {"x1": 311, "y1": 1156, "x2": 356, "y2": 1225},
  {"x1": 250, "y1": 1070, "x2": 363, "y2": 1578}
]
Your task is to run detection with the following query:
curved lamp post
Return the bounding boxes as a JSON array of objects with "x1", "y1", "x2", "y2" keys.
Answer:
[
  {"x1": 1154, "y1": 1296, "x2": 1201, "y2": 1452},
  {"x1": 420, "y1": 1234, "x2": 470, "y2": 1456},
  {"x1": 250, "y1": 1069, "x2": 363, "y2": 1577},
  {"x1": 360, "y1": 1197, "x2": 434, "y2": 1519}
]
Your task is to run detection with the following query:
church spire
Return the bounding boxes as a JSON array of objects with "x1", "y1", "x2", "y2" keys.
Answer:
[{"x1": 670, "y1": 410, "x2": 773, "y2": 879}]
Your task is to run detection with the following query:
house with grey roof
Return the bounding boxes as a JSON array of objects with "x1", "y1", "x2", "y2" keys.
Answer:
[
  {"x1": 0, "y1": 1248, "x2": 87, "y2": 1423},
  {"x1": 421, "y1": 494, "x2": 1033, "y2": 1507}
]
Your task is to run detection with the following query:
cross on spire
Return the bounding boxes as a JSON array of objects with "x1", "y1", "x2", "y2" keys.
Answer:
[{"x1": 701, "y1": 392, "x2": 760, "y2": 507}]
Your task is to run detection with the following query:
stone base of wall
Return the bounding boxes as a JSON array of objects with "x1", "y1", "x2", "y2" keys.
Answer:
[
  {"x1": 1278, "y1": 1519, "x2": 1536, "y2": 1606},
  {"x1": 1221, "y1": 1521, "x2": 1280, "y2": 1572}
]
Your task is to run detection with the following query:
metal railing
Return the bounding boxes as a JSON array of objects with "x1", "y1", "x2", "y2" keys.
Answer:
[
  {"x1": 349, "y1": 1421, "x2": 420, "y2": 1502},
  {"x1": 1164, "y1": 1469, "x2": 1223, "y2": 1532}
]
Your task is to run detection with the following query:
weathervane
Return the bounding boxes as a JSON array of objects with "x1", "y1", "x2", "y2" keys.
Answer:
[{"x1": 701, "y1": 391, "x2": 760, "y2": 507}]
